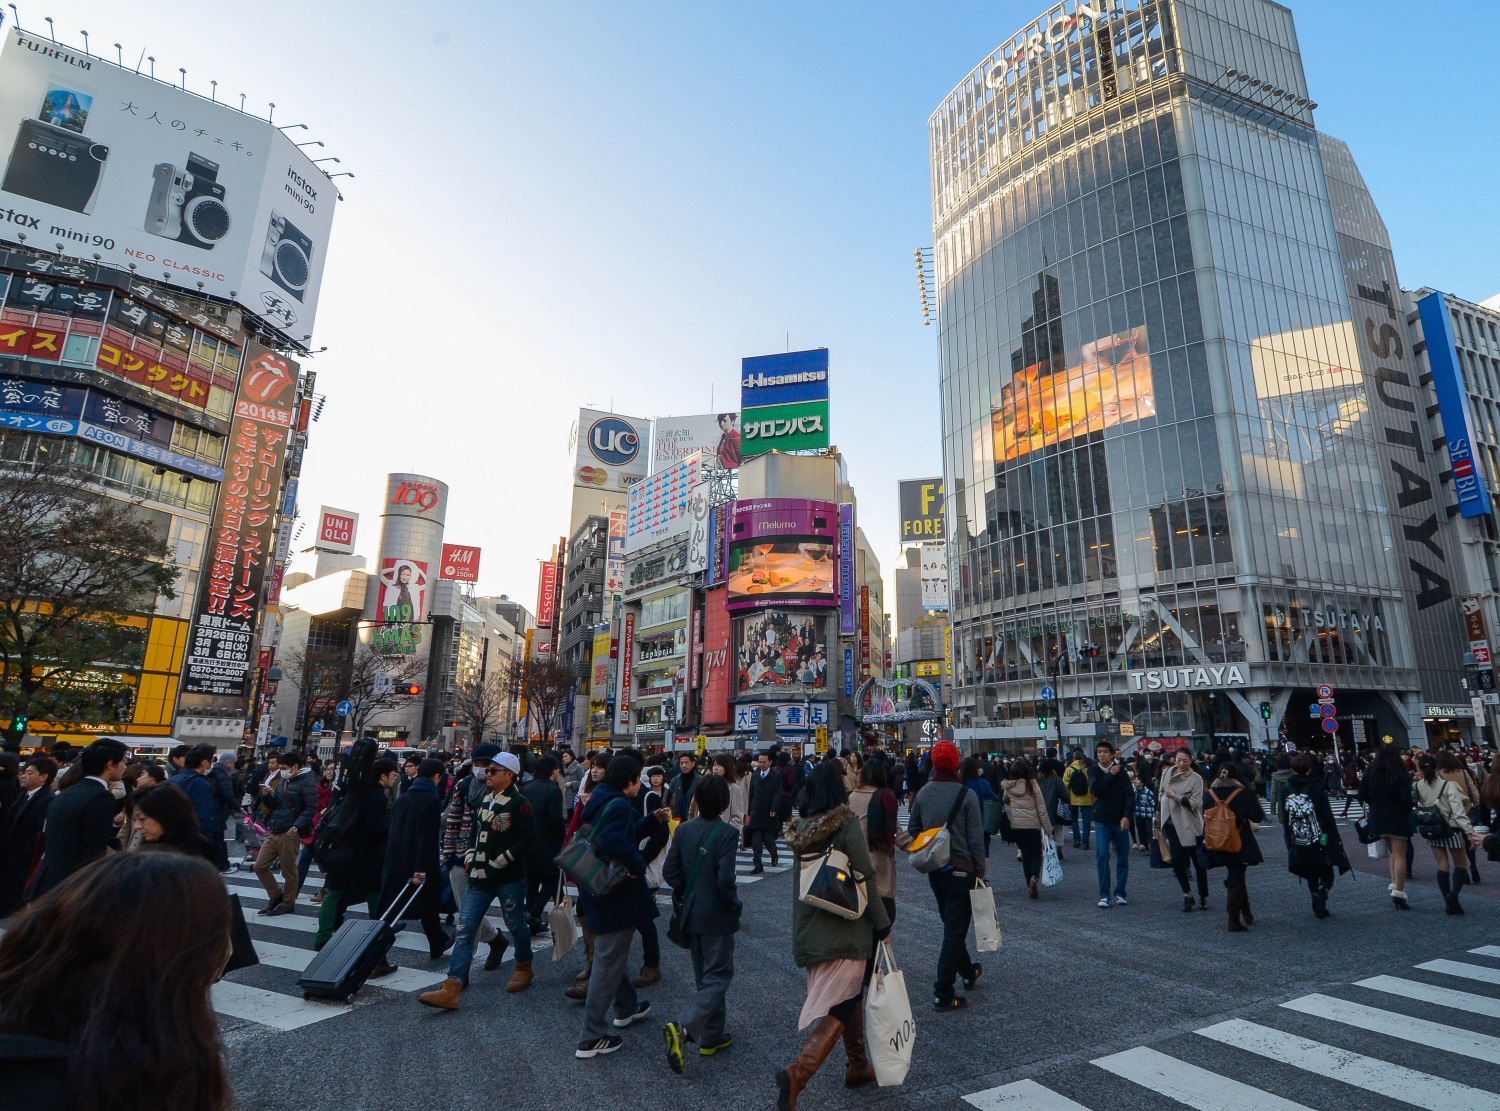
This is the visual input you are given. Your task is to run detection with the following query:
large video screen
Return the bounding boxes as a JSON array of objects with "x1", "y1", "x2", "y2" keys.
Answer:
[
  {"x1": 992, "y1": 325, "x2": 1155, "y2": 461},
  {"x1": 727, "y1": 538, "x2": 835, "y2": 608},
  {"x1": 735, "y1": 610, "x2": 828, "y2": 694}
]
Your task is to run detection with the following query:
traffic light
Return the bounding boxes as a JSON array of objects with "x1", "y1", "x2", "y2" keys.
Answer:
[
  {"x1": 1037, "y1": 714, "x2": 1048, "y2": 732},
  {"x1": 11, "y1": 714, "x2": 26, "y2": 734},
  {"x1": 402, "y1": 684, "x2": 421, "y2": 697},
  {"x1": 1259, "y1": 701, "x2": 1272, "y2": 721}
]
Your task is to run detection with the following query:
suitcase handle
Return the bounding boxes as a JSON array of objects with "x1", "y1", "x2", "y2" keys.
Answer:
[{"x1": 378, "y1": 879, "x2": 424, "y2": 925}]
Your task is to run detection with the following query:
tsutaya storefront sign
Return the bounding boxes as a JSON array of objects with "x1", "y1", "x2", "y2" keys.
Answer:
[{"x1": 1128, "y1": 665, "x2": 1247, "y2": 692}]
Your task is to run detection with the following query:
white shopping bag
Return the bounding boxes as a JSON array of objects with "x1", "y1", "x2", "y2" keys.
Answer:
[
  {"x1": 970, "y1": 879, "x2": 1001, "y2": 952},
  {"x1": 1041, "y1": 836, "x2": 1064, "y2": 887},
  {"x1": 548, "y1": 875, "x2": 578, "y2": 962},
  {"x1": 1367, "y1": 840, "x2": 1390, "y2": 860},
  {"x1": 865, "y1": 941, "x2": 915, "y2": 1087}
]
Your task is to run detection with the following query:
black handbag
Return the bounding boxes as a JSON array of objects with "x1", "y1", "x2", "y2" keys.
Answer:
[
  {"x1": 667, "y1": 823, "x2": 725, "y2": 949},
  {"x1": 223, "y1": 894, "x2": 259, "y2": 974},
  {"x1": 1353, "y1": 817, "x2": 1378, "y2": 844},
  {"x1": 555, "y1": 799, "x2": 630, "y2": 900}
]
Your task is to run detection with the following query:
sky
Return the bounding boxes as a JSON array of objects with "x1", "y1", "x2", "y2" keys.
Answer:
[{"x1": 47, "y1": 1, "x2": 1500, "y2": 612}]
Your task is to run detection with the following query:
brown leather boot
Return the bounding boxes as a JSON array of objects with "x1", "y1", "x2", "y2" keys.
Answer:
[
  {"x1": 842, "y1": 1005, "x2": 876, "y2": 1088},
  {"x1": 1227, "y1": 885, "x2": 1247, "y2": 933},
  {"x1": 775, "y1": 1015, "x2": 844, "y2": 1111},
  {"x1": 417, "y1": 977, "x2": 464, "y2": 1010},
  {"x1": 506, "y1": 962, "x2": 533, "y2": 993},
  {"x1": 1239, "y1": 883, "x2": 1255, "y2": 925}
]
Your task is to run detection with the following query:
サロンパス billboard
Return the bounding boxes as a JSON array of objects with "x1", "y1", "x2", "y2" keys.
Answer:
[
  {"x1": 0, "y1": 28, "x2": 339, "y2": 343},
  {"x1": 740, "y1": 349, "x2": 829, "y2": 460}
]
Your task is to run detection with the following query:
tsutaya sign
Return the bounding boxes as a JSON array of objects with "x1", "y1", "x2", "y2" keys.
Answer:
[{"x1": 1128, "y1": 665, "x2": 1247, "y2": 692}]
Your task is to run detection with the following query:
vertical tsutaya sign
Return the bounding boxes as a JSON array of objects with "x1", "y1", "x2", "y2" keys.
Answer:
[
  {"x1": 1418, "y1": 291, "x2": 1494, "y2": 518},
  {"x1": 899, "y1": 478, "x2": 946, "y2": 541},
  {"x1": 740, "y1": 348, "x2": 830, "y2": 459},
  {"x1": 182, "y1": 342, "x2": 295, "y2": 695},
  {"x1": 838, "y1": 503, "x2": 855, "y2": 635},
  {"x1": 536, "y1": 560, "x2": 559, "y2": 628},
  {"x1": 860, "y1": 584, "x2": 871, "y2": 677}
]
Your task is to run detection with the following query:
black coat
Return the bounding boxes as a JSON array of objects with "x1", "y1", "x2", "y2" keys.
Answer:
[
  {"x1": 0, "y1": 786, "x2": 52, "y2": 915},
  {"x1": 325, "y1": 788, "x2": 389, "y2": 893},
  {"x1": 521, "y1": 776, "x2": 566, "y2": 871},
  {"x1": 1281, "y1": 774, "x2": 1351, "y2": 879},
  {"x1": 0, "y1": 1033, "x2": 69, "y2": 1111},
  {"x1": 380, "y1": 777, "x2": 442, "y2": 920},
  {"x1": 662, "y1": 816, "x2": 740, "y2": 936},
  {"x1": 1204, "y1": 779, "x2": 1265, "y2": 868},
  {"x1": 746, "y1": 769, "x2": 784, "y2": 831},
  {"x1": 30, "y1": 779, "x2": 117, "y2": 899}
]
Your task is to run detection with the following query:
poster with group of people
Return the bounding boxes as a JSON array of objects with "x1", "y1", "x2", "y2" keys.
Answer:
[{"x1": 735, "y1": 609, "x2": 828, "y2": 694}]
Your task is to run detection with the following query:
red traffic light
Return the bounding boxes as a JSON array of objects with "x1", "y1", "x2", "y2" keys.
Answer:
[{"x1": 403, "y1": 684, "x2": 421, "y2": 696}]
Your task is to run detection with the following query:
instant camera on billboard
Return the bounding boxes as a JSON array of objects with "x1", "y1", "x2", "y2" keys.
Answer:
[
  {"x1": 0, "y1": 28, "x2": 339, "y2": 343},
  {"x1": 735, "y1": 609, "x2": 829, "y2": 695},
  {"x1": 726, "y1": 498, "x2": 837, "y2": 611},
  {"x1": 574, "y1": 408, "x2": 649, "y2": 492}
]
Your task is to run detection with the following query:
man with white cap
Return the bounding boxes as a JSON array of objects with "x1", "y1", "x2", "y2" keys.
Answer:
[
  {"x1": 419, "y1": 750, "x2": 537, "y2": 1010},
  {"x1": 442, "y1": 744, "x2": 502, "y2": 956}
]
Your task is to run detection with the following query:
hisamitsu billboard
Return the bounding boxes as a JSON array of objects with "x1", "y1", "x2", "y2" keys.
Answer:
[{"x1": 740, "y1": 348, "x2": 829, "y2": 409}]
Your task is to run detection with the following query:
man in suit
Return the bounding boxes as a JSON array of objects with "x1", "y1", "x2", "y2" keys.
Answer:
[
  {"x1": 0, "y1": 755, "x2": 58, "y2": 916},
  {"x1": 29, "y1": 738, "x2": 127, "y2": 898},
  {"x1": 745, "y1": 750, "x2": 784, "y2": 873}
]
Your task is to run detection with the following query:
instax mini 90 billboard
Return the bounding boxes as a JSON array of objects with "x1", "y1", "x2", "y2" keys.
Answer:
[{"x1": 0, "y1": 30, "x2": 338, "y2": 343}]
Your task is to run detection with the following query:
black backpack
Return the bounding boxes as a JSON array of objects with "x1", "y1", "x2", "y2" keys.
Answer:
[
  {"x1": 311, "y1": 792, "x2": 360, "y2": 875},
  {"x1": 1069, "y1": 767, "x2": 1089, "y2": 796}
]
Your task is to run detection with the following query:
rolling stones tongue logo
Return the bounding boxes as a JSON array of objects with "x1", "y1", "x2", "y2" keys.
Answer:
[{"x1": 243, "y1": 351, "x2": 295, "y2": 403}]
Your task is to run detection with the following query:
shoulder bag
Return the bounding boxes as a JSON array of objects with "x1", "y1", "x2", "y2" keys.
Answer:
[
  {"x1": 798, "y1": 822, "x2": 868, "y2": 921},
  {"x1": 668, "y1": 823, "x2": 725, "y2": 947},
  {"x1": 1413, "y1": 781, "x2": 1460, "y2": 842},
  {"x1": 555, "y1": 798, "x2": 630, "y2": 899},
  {"x1": 1202, "y1": 786, "x2": 1243, "y2": 853},
  {"x1": 907, "y1": 788, "x2": 967, "y2": 874}
]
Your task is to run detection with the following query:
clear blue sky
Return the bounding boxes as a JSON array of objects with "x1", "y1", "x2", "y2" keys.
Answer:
[{"x1": 49, "y1": 1, "x2": 1500, "y2": 608}]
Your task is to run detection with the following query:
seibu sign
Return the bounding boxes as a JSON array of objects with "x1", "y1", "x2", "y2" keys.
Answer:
[{"x1": 1127, "y1": 665, "x2": 1248, "y2": 692}]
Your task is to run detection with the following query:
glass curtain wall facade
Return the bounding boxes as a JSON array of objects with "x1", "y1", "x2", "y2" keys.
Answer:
[{"x1": 931, "y1": 0, "x2": 1422, "y2": 750}]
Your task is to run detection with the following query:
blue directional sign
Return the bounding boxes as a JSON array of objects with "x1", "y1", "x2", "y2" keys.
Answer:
[
  {"x1": 1040, "y1": 685, "x2": 1055, "y2": 702},
  {"x1": 336, "y1": 700, "x2": 354, "y2": 717}
]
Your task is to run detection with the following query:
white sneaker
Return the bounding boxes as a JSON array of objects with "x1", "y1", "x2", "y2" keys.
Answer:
[
  {"x1": 1115, "y1": 895, "x2": 1128, "y2": 906},
  {"x1": 1097, "y1": 897, "x2": 1110, "y2": 908}
]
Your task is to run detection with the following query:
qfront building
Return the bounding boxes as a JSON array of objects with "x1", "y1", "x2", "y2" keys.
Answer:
[{"x1": 931, "y1": 0, "x2": 1465, "y2": 752}]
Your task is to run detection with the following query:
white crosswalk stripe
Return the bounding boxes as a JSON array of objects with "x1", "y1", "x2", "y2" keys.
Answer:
[{"x1": 956, "y1": 944, "x2": 1500, "y2": 1111}]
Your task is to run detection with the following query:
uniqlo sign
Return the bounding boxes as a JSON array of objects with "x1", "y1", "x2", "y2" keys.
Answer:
[
  {"x1": 440, "y1": 543, "x2": 481, "y2": 582},
  {"x1": 316, "y1": 506, "x2": 358, "y2": 554}
]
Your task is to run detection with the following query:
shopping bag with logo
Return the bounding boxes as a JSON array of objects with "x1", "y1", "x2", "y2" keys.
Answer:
[
  {"x1": 1041, "y1": 836, "x2": 1064, "y2": 887},
  {"x1": 547, "y1": 873, "x2": 578, "y2": 962},
  {"x1": 865, "y1": 940, "x2": 914, "y2": 1087},
  {"x1": 969, "y1": 879, "x2": 1001, "y2": 952}
]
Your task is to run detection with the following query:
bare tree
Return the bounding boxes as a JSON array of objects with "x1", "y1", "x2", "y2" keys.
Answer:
[
  {"x1": 0, "y1": 449, "x2": 179, "y2": 749},
  {"x1": 345, "y1": 646, "x2": 428, "y2": 740},
  {"x1": 452, "y1": 667, "x2": 511, "y2": 747},
  {"x1": 277, "y1": 642, "x2": 353, "y2": 744},
  {"x1": 520, "y1": 657, "x2": 577, "y2": 746}
]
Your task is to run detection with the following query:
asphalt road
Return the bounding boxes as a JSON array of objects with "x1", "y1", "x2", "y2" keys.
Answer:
[{"x1": 224, "y1": 807, "x2": 1500, "y2": 1111}]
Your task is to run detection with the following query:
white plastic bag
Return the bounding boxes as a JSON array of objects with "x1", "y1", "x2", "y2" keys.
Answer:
[
  {"x1": 548, "y1": 874, "x2": 578, "y2": 962},
  {"x1": 1041, "y1": 836, "x2": 1064, "y2": 887},
  {"x1": 1367, "y1": 840, "x2": 1390, "y2": 860},
  {"x1": 970, "y1": 879, "x2": 1001, "y2": 952},
  {"x1": 865, "y1": 941, "x2": 914, "y2": 1087}
]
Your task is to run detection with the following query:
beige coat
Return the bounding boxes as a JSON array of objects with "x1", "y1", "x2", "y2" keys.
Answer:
[
  {"x1": 1416, "y1": 775, "x2": 1474, "y2": 838},
  {"x1": 1000, "y1": 777, "x2": 1053, "y2": 836},
  {"x1": 1157, "y1": 766, "x2": 1205, "y2": 844}
]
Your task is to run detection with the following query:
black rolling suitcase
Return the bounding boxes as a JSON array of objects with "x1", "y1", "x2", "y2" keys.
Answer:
[{"x1": 296, "y1": 881, "x2": 420, "y2": 1003}]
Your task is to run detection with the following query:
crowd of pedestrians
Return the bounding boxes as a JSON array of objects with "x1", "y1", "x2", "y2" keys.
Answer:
[{"x1": 0, "y1": 731, "x2": 1495, "y2": 1110}]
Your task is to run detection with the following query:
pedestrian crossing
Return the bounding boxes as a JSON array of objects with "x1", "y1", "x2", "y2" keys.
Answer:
[
  {"x1": 960, "y1": 943, "x2": 1500, "y2": 1111},
  {"x1": 211, "y1": 831, "x2": 792, "y2": 1034}
]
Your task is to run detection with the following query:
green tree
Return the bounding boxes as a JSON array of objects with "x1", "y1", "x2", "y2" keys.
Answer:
[{"x1": 0, "y1": 450, "x2": 179, "y2": 749}]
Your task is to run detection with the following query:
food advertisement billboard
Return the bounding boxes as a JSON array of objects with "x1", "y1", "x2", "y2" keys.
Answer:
[
  {"x1": 0, "y1": 28, "x2": 339, "y2": 343},
  {"x1": 735, "y1": 609, "x2": 828, "y2": 695},
  {"x1": 726, "y1": 498, "x2": 837, "y2": 611},
  {"x1": 991, "y1": 325, "x2": 1154, "y2": 461},
  {"x1": 574, "y1": 407, "x2": 649, "y2": 492}
]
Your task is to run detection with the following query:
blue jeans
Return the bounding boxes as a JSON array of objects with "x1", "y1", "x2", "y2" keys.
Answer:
[
  {"x1": 1094, "y1": 821, "x2": 1130, "y2": 899},
  {"x1": 447, "y1": 879, "x2": 530, "y2": 980},
  {"x1": 1071, "y1": 805, "x2": 1093, "y2": 846}
]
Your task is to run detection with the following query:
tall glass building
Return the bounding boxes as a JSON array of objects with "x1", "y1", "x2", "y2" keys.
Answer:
[{"x1": 931, "y1": 0, "x2": 1449, "y2": 751}]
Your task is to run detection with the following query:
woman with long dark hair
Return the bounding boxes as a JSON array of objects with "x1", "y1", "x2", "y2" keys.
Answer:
[
  {"x1": 1359, "y1": 744, "x2": 1415, "y2": 909},
  {"x1": 1415, "y1": 752, "x2": 1478, "y2": 914},
  {"x1": 128, "y1": 783, "x2": 218, "y2": 864},
  {"x1": 779, "y1": 762, "x2": 890, "y2": 1109},
  {"x1": 0, "y1": 852, "x2": 232, "y2": 1111},
  {"x1": 1281, "y1": 751, "x2": 1348, "y2": 918},
  {"x1": 1157, "y1": 746, "x2": 1209, "y2": 912},
  {"x1": 1204, "y1": 761, "x2": 1265, "y2": 932}
]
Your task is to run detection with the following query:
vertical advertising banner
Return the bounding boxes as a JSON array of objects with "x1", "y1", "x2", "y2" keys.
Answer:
[
  {"x1": 838, "y1": 503, "x2": 855, "y2": 635},
  {"x1": 372, "y1": 557, "x2": 428, "y2": 654},
  {"x1": 1419, "y1": 292, "x2": 1494, "y2": 518},
  {"x1": 1463, "y1": 596, "x2": 1494, "y2": 672},
  {"x1": 700, "y1": 587, "x2": 732, "y2": 727},
  {"x1": 686, "y1": 480, "x2": 711, "y2": 577},
  {"x1": 182, "y1": 342, "x2": 295, "y2": 695},
  {"x1": 844, "y1": 646, "x2": 855, "y2": 698},
  {"x1": 615, "y1": 611, "x2": 636, "y2": 733},
  {"x1": 536, "y1": 560, "x2": 558, "y2": 628},
  {"x1": 689, "y1": 605, "x2": 704, "y2": 691},
  {"x1": 604, "y1": 510, "x2": 626, "y2": 627},
  {"x1": 860, "y1": 584, "x2": 871, "y2": 677},
  {"x1": 920, "y1": 541, "x2": 950, "y2": 611}
]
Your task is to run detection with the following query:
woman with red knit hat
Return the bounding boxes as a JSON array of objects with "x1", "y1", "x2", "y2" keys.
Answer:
[{"x1": 904, "y1": 739, "x2": 987, "y2": 1010}]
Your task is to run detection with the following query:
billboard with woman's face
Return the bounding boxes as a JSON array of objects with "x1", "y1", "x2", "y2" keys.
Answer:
[{"x1": 374, "y1": 557, "x2": 428, "y2": 654}]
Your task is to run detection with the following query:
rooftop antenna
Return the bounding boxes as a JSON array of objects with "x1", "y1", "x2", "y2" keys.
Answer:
[
  {"x1": 134, "y1": 46, "x2": 144, "y2": 73},
  {"x1": 239, "y1": 93, "x2": 246, "y2": 112},
  {"x1": 268, "y1": 102, "x2": 276, "y2": 123},
  {"x1": 178, "y1": 67, "x2": 186, "y2": 90}
]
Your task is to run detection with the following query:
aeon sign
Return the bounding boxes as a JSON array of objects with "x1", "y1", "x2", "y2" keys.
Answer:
[{"x1": 588, "y1": 417, "x2": 640, "y2": 466}]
